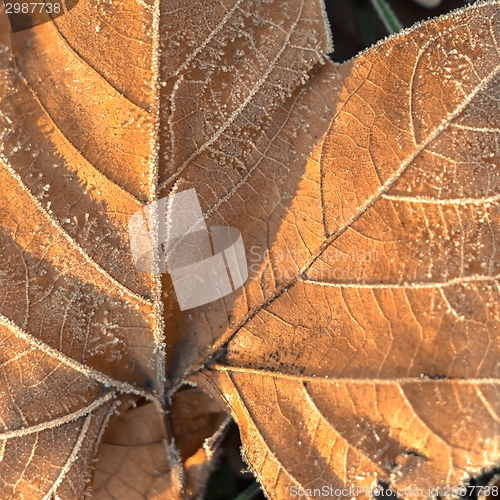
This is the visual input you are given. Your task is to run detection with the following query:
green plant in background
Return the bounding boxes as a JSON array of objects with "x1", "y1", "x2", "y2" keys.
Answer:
[{"x1": 370, "y1": 0, "x2": 403, "y2": 33}]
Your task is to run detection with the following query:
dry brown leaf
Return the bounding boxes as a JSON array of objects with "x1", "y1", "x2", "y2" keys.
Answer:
[
  {"x1": 91, "y1": 394, "x2": 226, "y2": 500},
  {"x1": 1, "y1": 0, "x2": 500, "y2": 499}
]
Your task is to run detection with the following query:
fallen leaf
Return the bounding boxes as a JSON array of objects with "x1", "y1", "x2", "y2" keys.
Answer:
[
  {"x1": 413, "y1": 0, "x2": 442, "y2": 9},
  {"x1": 412, "y1": 0, "x2": 443, "y2": 8},
  {"x1": 1, "y1": 1, "x2": 500, "y2": 499}
]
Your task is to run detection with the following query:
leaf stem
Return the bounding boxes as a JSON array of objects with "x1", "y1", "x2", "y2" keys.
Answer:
[
  {"x1": 233, "y1": 482, "x2": 262, "y2": 500},
  {"x1": 370, "y1": 0, "x2": 402, "y2": 34}
]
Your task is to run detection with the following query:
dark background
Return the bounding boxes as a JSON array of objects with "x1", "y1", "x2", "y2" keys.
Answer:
[
  {"x1": 326, "y1": 0, "x2": 472, "y2": 62},
  {"x1": 204, "y1": 1, "x2": 476, "y2": 500}
]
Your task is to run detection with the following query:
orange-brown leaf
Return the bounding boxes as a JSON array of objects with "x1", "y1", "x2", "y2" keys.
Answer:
[{"x1": 1, "y1": 1, "x2": 500, "y2": 499}]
